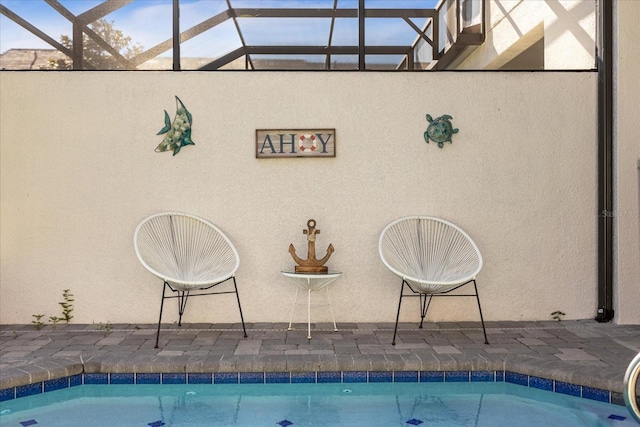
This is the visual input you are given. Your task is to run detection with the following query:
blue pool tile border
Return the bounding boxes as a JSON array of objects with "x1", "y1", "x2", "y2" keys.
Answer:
[
  {"x1": 343, "y1": 371, "x2": 367, "y2": 383},
  {"x1": 0, "y1": 370, "x2": 625, "y2": 407},
  {"x1": 505, "y1": 371, "x2": 528, "y2": 386},
  {"x1": 136, "y1": 373, "x2": 161, "y2": 384},
  {"x1": 240, "y1": 372, "x2": 264, "y2": 384},
  {"x1": 110, "y1": 373, "x2": 135, "y2": 385},
  {"x1": 317, "y1": 371, "x2": 341, "y2": 383},
  {"x1": 394, "y1": 371, "x2": 418, "y2": 383},
  {"x1": 470, "y1": 371, "x2": 494, "y2": 382},
  {"x1": 188, "y1": 373, "x2": 212, "y2": 384},
  {"x1": 43, "y1": 377, "x2": 68, "y2": 392},
  {"x1": 529, "y1": 376, "x2": 553, "y2": 391},
  {"x1": 420, "y1": 371, "x2": 444, "y2": 382},
  {"x1": 266, "y1": 372, "x2": 290, "y2": 384},
  {"x1": 213, "y1": 372, "x2": 238, "y2": 384},
  {"x1": 0, "y1": 387, "x2": 14, "y2": 402},
  {"x1": 84, "y1": 373, "x2": 108, "y2": 385},
  {"x1": 291, "y1": 372, "x2": 315, "y2": 384},
  {"x1": 162, "y1": 373, "x2": 186, "y2": 384},
  {"x1": 369, "y1": 371, "x2": 392, "y2": 382},
  {"x1": 445, "y1": 371, "x2": 470, "y2": 382},
  {"x1": 69, "y1": 374, "x2": 82, "y2": 387},
  {"x1": 556, "y1": 381, "x2": 582, "y2": 397},
  {"x1": 583, "y1": 386, "x2": 611, "y2": 403},
  {"x1": 15, "y1": 383, "x2": 42, "y2": 399}
]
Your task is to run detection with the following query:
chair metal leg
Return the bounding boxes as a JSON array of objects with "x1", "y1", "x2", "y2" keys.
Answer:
[
  {"x1": 473, "y1": 280, "x2": 489, "y2": 344},
  {"x1": 155, "y1": 281, "x2": 169, "y2": 348},
  {"x1": 177, "y1": 291, "x2": 190, "y2": 326},
  {"x1": 392, "y1": 280, "x2": 407, "y2": 345},
  {"x1": 232, "y1": 277, "x2": 248, "y2": 338},
  {"x1": 419, "y1": 294, "x2": 433, "y2": 329}
]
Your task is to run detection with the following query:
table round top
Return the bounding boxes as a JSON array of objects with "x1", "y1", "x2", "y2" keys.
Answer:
[{"x1": 281, "y1": 271, "x2": 341, "y2": 278}]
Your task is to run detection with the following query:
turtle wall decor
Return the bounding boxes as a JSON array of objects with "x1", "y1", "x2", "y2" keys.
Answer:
[{"x1": 424, "y1": 114, "x2": 458, "y2": 148}]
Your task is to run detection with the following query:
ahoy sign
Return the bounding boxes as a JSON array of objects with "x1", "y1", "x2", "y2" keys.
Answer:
[{"x1": 256, "y1": 129, "x2": 336, "y2": 158}]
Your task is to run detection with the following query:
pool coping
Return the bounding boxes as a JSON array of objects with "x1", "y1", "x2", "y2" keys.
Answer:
[
  {"x1": 1, "y1": 321, "x2": 638, "y2": 408},
  {"x1": 0, "y1": 353, "x2": 627, "y2": 402},
  {"x1": 0, "y1": 368, "x2": 627, "y2": 408}
]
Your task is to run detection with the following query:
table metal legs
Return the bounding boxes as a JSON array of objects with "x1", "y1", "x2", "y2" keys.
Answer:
[{"x1": 287, "y1": 286, "x2": 338, "y2": 339}]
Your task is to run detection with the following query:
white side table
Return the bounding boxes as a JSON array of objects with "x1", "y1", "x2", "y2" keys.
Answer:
[{"x1": 281, "y1": 271, "x2": 341, "y2": 339}]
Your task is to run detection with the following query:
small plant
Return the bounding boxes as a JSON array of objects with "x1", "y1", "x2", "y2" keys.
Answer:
[
  {"x1": 49, "y1": 316, "x2": 63, "y2": 330},
  {"x1": 29, "y1": 290, "x2": 74, "y2": 331},
  {"x1": 551, "y1": 310, "x2": 566, "y2": 321},
  {"x1": 96, "y1": 321, "x2": 112, "y2": 337},
  {"x1": 59, "y1": 289, "x2": 74, "y2": 323},
  {"x1": 32, "y1": 314, "x2": 45, "y2": 330}
]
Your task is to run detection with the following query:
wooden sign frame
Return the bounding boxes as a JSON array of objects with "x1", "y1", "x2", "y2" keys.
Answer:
[{"x1": 256, "y1": 129, "x2": 336, "y2": 158}]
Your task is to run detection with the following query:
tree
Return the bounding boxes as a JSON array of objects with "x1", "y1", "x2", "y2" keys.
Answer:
[{"x1": 45, "y1": 19, "x2": 143, "y2": 70}]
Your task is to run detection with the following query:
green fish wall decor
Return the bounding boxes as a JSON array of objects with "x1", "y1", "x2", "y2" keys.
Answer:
[
  {"x1": 155, "y1": 96, "x2": 195, "y2": 156},
  {"x1": 424, "y1": 114, "x2": 458, "y2": 148}
]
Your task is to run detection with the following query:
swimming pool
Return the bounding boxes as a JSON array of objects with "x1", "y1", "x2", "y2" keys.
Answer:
[{"x1": 0, "y1": 378, "x2": 635, "y2": 426}]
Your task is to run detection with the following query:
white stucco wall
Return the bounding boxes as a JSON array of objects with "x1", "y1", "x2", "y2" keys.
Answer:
[
  {"x1": 0, "y1": 71, "x2": 599, "y2": 325},
  {"x1": 613, "y1": 0, "x2": 640, "y2": 324},
  {"x1": 455, "y1": 0, "x2": 596, "y2": 70}
]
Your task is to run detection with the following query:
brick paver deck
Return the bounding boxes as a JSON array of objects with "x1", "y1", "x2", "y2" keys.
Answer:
[{"x1": 1, "y1": 320, "x2": 639, "y2": 395}]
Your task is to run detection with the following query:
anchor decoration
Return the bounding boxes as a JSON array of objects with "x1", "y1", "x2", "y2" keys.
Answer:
[{"x1": 289, "y1": 219, "x2": 334, "y2": 273}]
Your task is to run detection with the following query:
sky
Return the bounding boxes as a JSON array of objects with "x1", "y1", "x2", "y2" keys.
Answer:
[{"x1": 0, "y1": 0, "x2": 439, "y2": 59}]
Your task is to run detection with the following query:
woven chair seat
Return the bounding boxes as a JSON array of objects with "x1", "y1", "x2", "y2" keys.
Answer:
[
  {"x1": 379, "y1": 216, "x2": 482, "y2": 293},
  {"x1": 135, "y1": 212, "x2": 239, "y2": 290},
  {"x1": 134, "y1": 212, "x2": 247, "y2": 347},
  {"x1": 379, "y1": 216, "x2": 488, "y2": 345}
]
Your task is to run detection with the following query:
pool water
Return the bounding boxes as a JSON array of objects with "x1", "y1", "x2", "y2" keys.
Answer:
[{"x1": 0, "y1": 382, "x2": 635, "y2": 427}]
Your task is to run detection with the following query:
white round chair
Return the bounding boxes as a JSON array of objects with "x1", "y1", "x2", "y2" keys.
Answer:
[
  {"x1": 379, "y1": 216, "x2": 488, "y2": 345},
  {"x1": 134, "y1": 212, "x2": 247, "y2": 348}
]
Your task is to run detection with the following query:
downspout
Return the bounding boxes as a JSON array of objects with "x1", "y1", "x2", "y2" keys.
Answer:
[
  {"x1": 358, "y1": 0, "x2": 365, "y2": 70},
  {"x1": 173, "y1": 0, "x2": 180, "y2": 71},
  {"x1": 595, "y1": 0, "x2": 614, "y2": 322}
]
